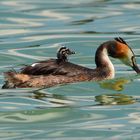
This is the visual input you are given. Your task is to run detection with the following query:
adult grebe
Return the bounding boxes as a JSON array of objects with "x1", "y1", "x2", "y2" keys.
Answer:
[{"x1": 2, "y1": 37, "x2": 140, "y2": 89}]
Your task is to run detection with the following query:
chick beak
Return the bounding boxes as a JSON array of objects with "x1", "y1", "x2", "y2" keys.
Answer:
[
  {"x1": 69, "y1": 51, "x2": 75, "y2": 55},
  {"x1": 132, "y1": 63, "x2": 140, "y2": 74}
]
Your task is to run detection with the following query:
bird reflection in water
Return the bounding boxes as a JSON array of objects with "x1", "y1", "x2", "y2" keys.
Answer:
[
  {"x1": 95, "y1": 93, "x2": 136, "y2": 105},
  {"x1": 30, "y1": 89, "x2": 74, "y2": 106},
  {"x1": 99, "y1": 77, "x2": 131, "y2": 91},
  {"x1": 96, "y1": 78, "x2": 136, "y2": 105}
]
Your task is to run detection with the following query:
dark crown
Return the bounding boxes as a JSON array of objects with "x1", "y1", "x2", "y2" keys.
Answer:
[{"x1": 114, "y1": 37, "x2": 127, "y2": 45}]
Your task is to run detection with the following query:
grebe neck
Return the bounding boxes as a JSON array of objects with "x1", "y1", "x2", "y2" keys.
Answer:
[{"x1": 95, "y1": 45, "x2": 115, "y2": 78}]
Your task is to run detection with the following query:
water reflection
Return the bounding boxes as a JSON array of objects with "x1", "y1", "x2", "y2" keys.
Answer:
[
  {"x1": 32, "y1": 90, "x2": 74, "y2": 106},
  {"x1": 1, "y1": 0, "x2": 140, "y2": 139},
  {"x1": 129, "y1": 112, "x2": 140, "y2": 124},
  {"x1": 0, "y1": 109, "x2": 66, "y2": 123},
  {"x1": 70, "y1": 18, "x2": 94, "y2": 25},
  {"x1": 99, "y1": 78, "x2": 131, "y2": 91},
  {"x1": 95, "y1": 93, "x2": 136, "y2": 105}
]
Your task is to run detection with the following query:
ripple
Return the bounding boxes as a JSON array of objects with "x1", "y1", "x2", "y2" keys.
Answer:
[{"x1": 0, "y1": 0, "x2": 140, "y2": 139}]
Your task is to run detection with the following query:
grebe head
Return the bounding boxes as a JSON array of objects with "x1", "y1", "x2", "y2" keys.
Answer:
[
  {"x1": 107, "y1": 37, "x2": 140, "y2": 73},
  {"x1": 57, "y1": 46, "x2": 75, "y2": 62}
]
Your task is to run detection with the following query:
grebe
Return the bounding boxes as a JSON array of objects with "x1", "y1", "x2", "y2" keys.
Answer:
[{"x1": 2, "y1": 37, "x2": 140, "y2": 89}]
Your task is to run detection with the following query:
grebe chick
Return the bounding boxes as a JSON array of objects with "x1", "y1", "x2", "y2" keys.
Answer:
[
  {"x1": 57, "y1": 46, "x2": 75, "y2": 63},
  {"x1": 2, "y1": 37, "x2": 140, "y2": 89}
]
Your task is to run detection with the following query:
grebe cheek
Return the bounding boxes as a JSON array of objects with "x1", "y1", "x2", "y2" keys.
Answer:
[
  {"x1": 119, "y1": 47, "x2": 134, "y2": 66},
  {"x1": 119, "y1": 50, "x2": 140, "y2": 73}
]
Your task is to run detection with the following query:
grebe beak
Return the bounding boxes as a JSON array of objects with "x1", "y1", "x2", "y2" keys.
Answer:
[
  {"x1": 131, "y1": 56, "x2": 140, "y2": 74},
  {"x1": 132, "y1": 63, "x2": 140, "y2": 73}
]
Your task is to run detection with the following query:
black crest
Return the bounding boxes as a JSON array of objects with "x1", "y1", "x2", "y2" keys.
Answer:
[{"x1": 114, "y1": 37, "x2": 127, "y2": 45}]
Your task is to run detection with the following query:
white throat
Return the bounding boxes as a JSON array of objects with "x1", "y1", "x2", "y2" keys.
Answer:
[{"x1": 102, "y1": 48, "x2": 115, "y2": 79}]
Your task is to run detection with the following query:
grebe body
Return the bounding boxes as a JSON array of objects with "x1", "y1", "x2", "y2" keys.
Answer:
[{"x1": 2, "y1": 38, "x2": 140, "y2": 89}]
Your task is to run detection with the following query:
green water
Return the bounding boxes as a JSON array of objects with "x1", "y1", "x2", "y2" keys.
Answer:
[{"x1": 0, "y1": 0, "x2": 140, "y2": 139}]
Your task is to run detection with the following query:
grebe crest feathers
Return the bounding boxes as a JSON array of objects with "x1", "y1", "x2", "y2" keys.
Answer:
[{"x1": 114, "y1": 37, "x2": 127, "y2": 45}]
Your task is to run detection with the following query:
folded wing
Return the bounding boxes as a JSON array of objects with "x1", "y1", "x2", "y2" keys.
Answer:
[{"x1": 21, "y1": 59, "x2": 89, "y2": 76}]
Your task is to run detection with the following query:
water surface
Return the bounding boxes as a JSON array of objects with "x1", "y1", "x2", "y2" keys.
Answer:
[{"x1": 0, "y1": 0, "x2": 140, "y2": 139}]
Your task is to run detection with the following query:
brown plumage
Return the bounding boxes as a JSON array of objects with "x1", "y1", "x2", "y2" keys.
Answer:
[{"x1": 2, "y1": 38, "x2": 140, "y2": 89}]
